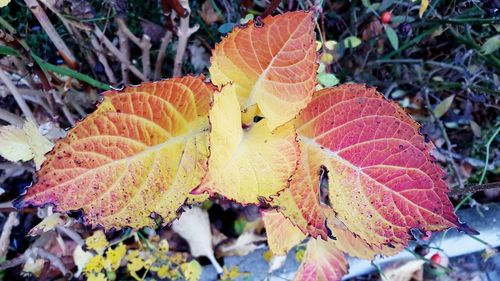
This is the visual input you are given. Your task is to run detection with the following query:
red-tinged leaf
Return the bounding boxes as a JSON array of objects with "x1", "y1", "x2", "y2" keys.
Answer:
[
  {"x1": 210, "y1": 11, "x2": 317, "y2": 130},
  {"x1": 261, "y1": 209, "x2": 307, "y2": 256},
  {"x1": 292, "y1": 84, "x2": 467, "y2": 252},
  {"x1": 294, "y1": 238, "x2": 348, "y2": 281},
  {"x1": 272, "y1": 145, "x2": 331, "y2": 239},
  {"x1": 326, "y1": 210, "x2": 399, "y2": 259},
  {"x1": 19, "y1": 77, "x2": 214, "y2": 229}
]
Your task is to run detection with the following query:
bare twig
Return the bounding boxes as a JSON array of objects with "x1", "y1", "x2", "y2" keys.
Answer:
[
  {"x1": 116, "y1": 24, "x2": 130, "y2": 84},
  {"x1": 0, "y1": 254, "x2": 26, "y2": 270},
  {"x1": 0, "y1": 212, "x2": 19, "y2": 258},
  {"x1": 56, "y1": 226, "x2": 84, "y2": 245},
  {"x1": 89, "y1": 34, "x2": 117, "y2": 84},
  {"x1": 115, "y1": 18, "x2": 153, "y2": 80},
  {"x1": 154, "y1": 30, "x2": 173, "y2": 80},
  {"x1": 141, "y1": 35, "x2": 152, "y2": 79},
  {"x1": 50, "y1": 89, "x2": 75, "y2": 125},
  {"x1": 93, "y1": 26, "x2": 148, "y2": 81},
  {"x1": 23, "y1": 0, "x2": 76, "y2": 68},
  {"x1": 424, "y1": 89, "x2": 464, "y2": 189},
  {"x1": 28, "y1": 247, "x2": 70, "y2": 276},
  {"x1": 0, "y1": 108, "x2": 24, "y2": 126},
  {"x1": 451, "y1": 182, "x2": 500, "y2": 196},
  {"x1": 0, "y1": 68, "x2": 36, "y2": 123},
  {"x1": 173, "y1": 0, "x2": 199, "y2": 77}
]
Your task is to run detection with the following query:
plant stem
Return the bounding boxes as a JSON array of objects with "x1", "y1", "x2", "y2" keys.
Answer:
[{"x1": 0, "y1": 68, "x2": 36, "y2": 123}]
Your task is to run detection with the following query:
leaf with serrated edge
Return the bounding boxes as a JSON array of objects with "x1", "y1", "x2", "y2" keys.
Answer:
[
  {"x1": 210, "y1": 11, "x2": 317, "y2": 130},
  {"x1": 294, "y1": 238, "x2": 348, "y2": 281},
  {"x1": 294, "y1": 84, "x2": 466, "y2": 252},
  {"x1": 261, "y1": 209, "x2": 306, "y2": 256},
  {"x1": 20, "y1": 76, "x2": 214, "y2": 229},
  {"x1": 193, "y1": 84, "x2": 299, "y2": 204},
  {"x1": 272, "y1": 145, "x2": 331, "y2": 239}
]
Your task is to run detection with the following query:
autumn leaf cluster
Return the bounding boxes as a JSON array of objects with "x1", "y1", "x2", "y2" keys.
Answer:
[{"x1": 19, "y1": 10, "x2": 468, "y2": 281}]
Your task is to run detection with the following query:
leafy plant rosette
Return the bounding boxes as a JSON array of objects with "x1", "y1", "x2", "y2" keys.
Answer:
[{"x1": 17, "y1": 10, "x2": 475, "y2": 281}]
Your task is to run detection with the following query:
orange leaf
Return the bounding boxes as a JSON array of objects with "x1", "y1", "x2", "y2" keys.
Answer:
[
  {"x1": 261, "y1": 209, "x2": 306, "y2": 256},
  {"x1": 272, "y1": 150, "x2": 331, "y2": 239},
  {"x1": 294, "y1": 238, "x2": 348, "y2": 281},
  {"x1": 210, "y1": 11, "x2": 317, "y2": 130},
  {"x1": 19, "y1": 77, "x2": 214, "y2": 229},
  {"x1": 276, "y1": 84, "x2": 470, "y2": 254}
]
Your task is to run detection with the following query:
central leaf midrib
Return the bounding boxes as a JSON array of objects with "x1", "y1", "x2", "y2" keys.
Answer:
[
  {"x1": 245, "y1": 16, "x2": 309, "y2": 108},
  {"x1": 32, "y1": 127, "x2": 208, "y2": 197}
]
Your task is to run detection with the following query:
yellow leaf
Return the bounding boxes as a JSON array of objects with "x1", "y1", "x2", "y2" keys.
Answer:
[
  {"x1": 261, "y1": 210, "x2": 306, "y2": 256},
  {"x1": 127, "y1": 257, "x2": 146, "y2": 273},
  {"x1": 419, "y1": 0, "x2": 429, "y2": 18},
  {"x1": 27, "y1": 213, "x2": 64, "y2": 236},
  {"x1": 315, "y1": 40, "x2": 322, "y2": 51},
  {"x1": 105, "y1": 243, "x2": 126, "y2": 271},
  {"x1": 194, "y1": 85, "x2": 300, "y2": 204},
  {"x1": 84, "y1": 255, "x2": 106, "y2": 274},
  {"x1": 321, "y1": 53, "x2": 334, "y2": 64},
  {"x1": 158, "y1": 239, "x2": 169, "y2": 253},
  {"x1": 86, "y1": 230, "x2": 109, "y2": 255},
  {"x1": 324, "y1": 40, "x2": 337, "y2": 50},
  {"x1": 181, "y1": 260, "x2": 203, "y2": 281},
  {"x1": 87, "y1": 272, "x2": 108, "y2": 281},
  {"x1": 433, "y1": 95, "x2": 455, "y2": 119},
  {"x1": 0, "y1": 121, "x2": 53, "y2": 169},
  {"x1": 0, "y1": 0, "x2": 10, "y2": 8},
  {"x1": 220, "y1": 266, "x2": 245, "y2": 281},
  {"x1": 156, "y1": 264, "x2": 178, "y2": 279},
  {"x1": 295, "y1": 248, "x2": 305, "y2": 262}
]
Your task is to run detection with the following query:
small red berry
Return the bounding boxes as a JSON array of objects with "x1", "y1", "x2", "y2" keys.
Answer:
[
  {"x1": 381, "y1": 11, "x2": 392, "y2": 24},
  {"x1": 430, "y1": 253, "x2": 442, "y2": 265}
]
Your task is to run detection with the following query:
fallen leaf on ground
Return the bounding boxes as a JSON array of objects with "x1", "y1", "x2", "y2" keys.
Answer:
[
  {"x1": 172, "y1": 206, "x2": 223, "y2": 273},
  {"x1": 382, "y1": 259, "x2": 424, "y2": 281},
  {"x1": 0, "y1": 120, "x2": 53, "y2": 169},
  {"x1": 27, "y1": 213, "x2": 65, "y2": 236}
]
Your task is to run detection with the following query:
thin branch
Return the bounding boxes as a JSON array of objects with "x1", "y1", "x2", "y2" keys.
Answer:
[
  {"x1": 154, "y1": 30, "x2": 173, "y2": 80},
  {"x1": 424, "y1": 90, "x2": 464, "y2": 189},
  {"x1": 56, "y1": 226, "x2": 84, "y2": 245},
  {"x1": 0, "y1": 212, "x2": 19, "y2": 258},
  {"x1": 173, "y1": 0, "x2": 199, "y2": 77},
  {"x1": 28, "y1": 247, "x2": 70, "y2": 276},
  {"x1": 0, "y1": 68, "x2": 36, "y2": 123},
  {"x1": 115, "y1": 18, "x2": 153, "y2": 80},
  {"x1": 451, "y1": 182, "x2": 500, "y2": 196},
  {"x1": 93, "y1": 26, "x2": 148, "y2": 81},
  {"x1": 50, "y1": 89, "x2": 75, "y2": 125},
  {"x1": 89, "y1": 34, "x2": 117, "y2": 84},
  {"x1": 0, "y1": 108, "x2": 24, "y2": 126},
  {"x1": 0, "y1": 254, "x2": 26, "y2": 270},
  {"x1": 141, "y1": 35, "x2": 152, "y2": 79},
  {"x1": 116, "y1": 22, "x2": 130, "y2": 84},
  {"x1": 23, "y1": 0, "x2": 76, "y2": 68}
]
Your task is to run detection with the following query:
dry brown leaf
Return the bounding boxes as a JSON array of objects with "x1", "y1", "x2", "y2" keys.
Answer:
[
  {"x1": 199, "y1": 0, "x2": 221, "y2": 25},
  {"x1": 218, "y1": 231, "x2": 267, "y2": 257},
  {"x1": 382, "y1": 260, "x2": 424, "y2": 281},
  {"x1": 172, "y1": 207, "x2": 223, "y2": 273}
]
